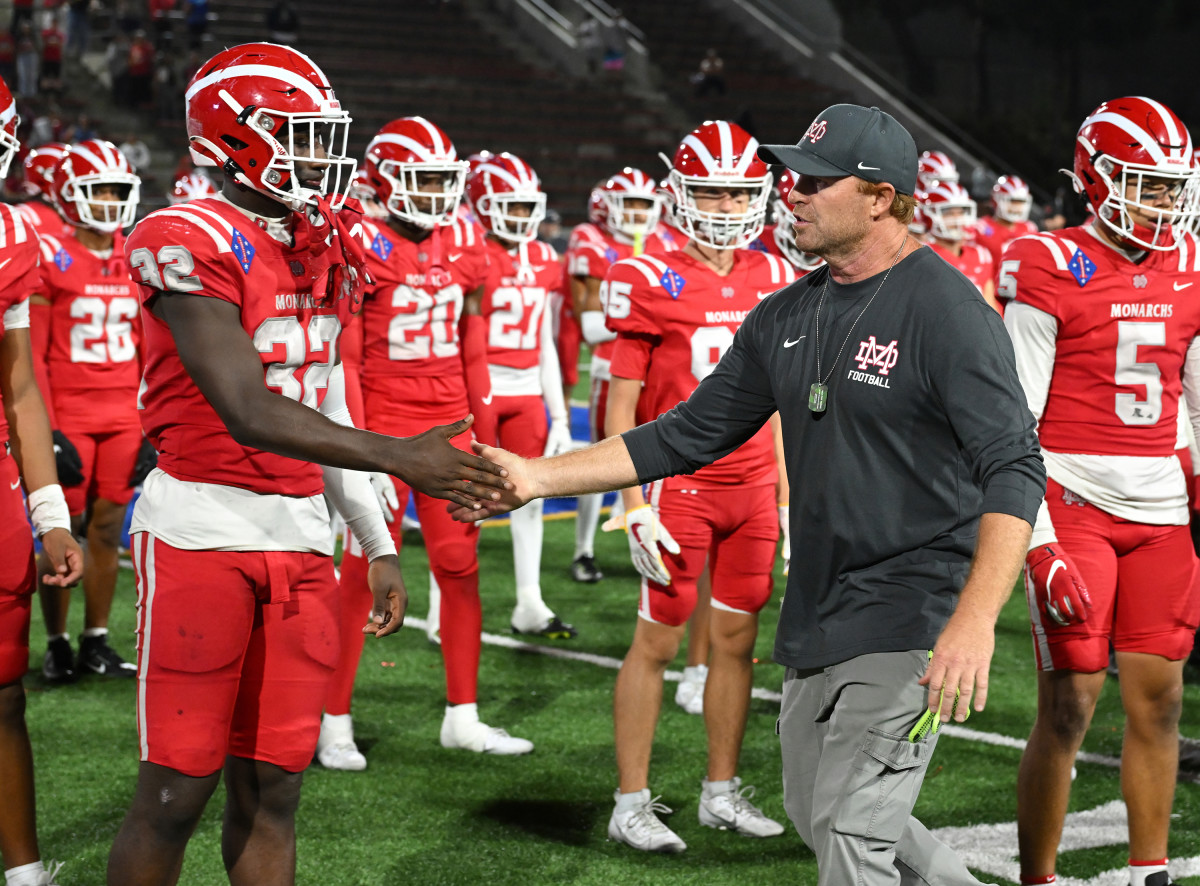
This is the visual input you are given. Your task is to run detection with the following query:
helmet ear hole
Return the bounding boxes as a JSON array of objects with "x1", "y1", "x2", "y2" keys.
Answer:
[{"x1": 221, "y1": 135, "x2": 249, "y2": 152}]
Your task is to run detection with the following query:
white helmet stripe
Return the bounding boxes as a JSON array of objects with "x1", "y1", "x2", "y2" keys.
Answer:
[
  {"x1": 412, "y1": 117, "x2": 451, "y2": 157},
  {"x1": 477, "y1": 162, "x2": 523, "y2": 191},
  {"x1": 72, "y1": 144, "x2": 127, "y2": 173},
  {"x1": 681, "y1": 134, "x2": 719, "y2": 174},
  {"x1": 186, "y1": 63, "x2": 326, "y2": 105},
  {"x1": 369, "y1": 133, "x2": 441, "y2": 162},
  {"x1": 735, "y1": 135, "x2": 760, "y2": 175},
  {"x1": 1137, "y1": 96, "x2": 1192, "y2": 158},
  {"x1": 717, "y1": 121, "x2": 734, "y2": 169},
  {"x1": 1085, "y1": 112, "x2": 1168, "y2": 165}
]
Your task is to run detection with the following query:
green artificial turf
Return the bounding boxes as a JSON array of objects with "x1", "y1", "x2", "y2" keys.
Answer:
[{"x1": 21, "y1": 515, "x2": 1200, "y2": 885}]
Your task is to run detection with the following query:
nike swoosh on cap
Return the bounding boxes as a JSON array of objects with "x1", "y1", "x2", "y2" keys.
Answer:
[{"x1": 857, "y1": 162, "x2": 881, "y2": 171}]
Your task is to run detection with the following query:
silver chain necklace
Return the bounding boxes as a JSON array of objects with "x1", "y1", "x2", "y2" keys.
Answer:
[{"x1": 808, "y1": 234, "x2": 908, "y2": 414}]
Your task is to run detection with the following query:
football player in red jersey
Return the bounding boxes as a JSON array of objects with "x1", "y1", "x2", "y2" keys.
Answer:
[
  {"x1": 333, "y1": 119, "x2": 534, "y2": 761},
  {"x1": 1005, "y1": 97, "x2": 1200, "y2": 886},
  {"x1": 602, "y1": 121, "x2": 794, "y2": 852},
  {"x1": 468, "y1": 152, "x2": 578, "y2": 639},
  {"x1": 105, "y1": 46, "x2": 508, "y2": 885},
  {"x1": 0, "y1": 74, "x2": 81, "y2": 886},
  {"x1": 975, "y1": 174, "x2": 1039, "y2": 272},
  {"x1": 920, "y1": 181, "x2": 999, "y2": 312},
  {"x1": 29, "y1": 139, "x2": 144, "y2": 682},
  {"x1": 16, "y1": 142, "x2": 67, "y2": 234},
  {"x1": 566, "y1": 168, "x2": 674, "y2": 584},
  {"x1": 750, "y1": 167, "x2": 825, "y2": 275}
]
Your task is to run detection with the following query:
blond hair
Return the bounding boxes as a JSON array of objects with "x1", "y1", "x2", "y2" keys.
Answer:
[{"x1": 857, "y1": 179, "x2": 918, "y2": 225}]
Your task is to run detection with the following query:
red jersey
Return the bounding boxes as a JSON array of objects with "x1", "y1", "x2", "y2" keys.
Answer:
[
  {"x1": 358, "y1": 216, "x2": 488, "y2": 386},
  {"x1": 748, "y1": 224, "x2": 821, "y2": 278},
  {"x1": 565, "y1": 222, "x2": 679, "y2": 364},
  {"x1": 481, "y1": 238, "x2": 561, "y2": 371},
  {"x1": 127, "y1": 197, "x2": 360, "y2": 496},
  {"x1": 605, "y1": 249, "x2": 795, "y2": 489},
  {"x1": 40, "y1": 27, "x2": 63, "y2": 62},
  {"x1": 0, "y1": 204, "x2": 43, "y2": 450},
  {"x1": 974, "y1": 216, "x2": 1037, "y2": 270},
  {"x1": 35, "y1": 229, "x2": 140, "y2": 431},
  {"x1": 1005, "y1": 226, "x2": 1200, "y2": 457},
  {"x1": 14, "y1": 199, "x2": 66, "y2": 235},
  {"x1": 927, "y1": 240, "x2": 994, "y2": 295}
]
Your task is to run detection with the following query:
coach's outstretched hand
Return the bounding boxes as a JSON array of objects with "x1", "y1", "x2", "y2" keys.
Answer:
[
  {"x1": 448, "y1": 441, "x2": 535, "y2": 522},
  {"x1": 395, "y1": 415, "x2": 511, "y2": 509}
]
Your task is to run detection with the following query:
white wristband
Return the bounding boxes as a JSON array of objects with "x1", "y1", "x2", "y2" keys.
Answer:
[{"x1": 27, "y1": 484, "x2": 71, "y2": 537}]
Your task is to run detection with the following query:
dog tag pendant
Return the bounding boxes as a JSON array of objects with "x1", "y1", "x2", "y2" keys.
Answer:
[{"x1": 808, "y1": 382, "x2": 828, "y2": 413}]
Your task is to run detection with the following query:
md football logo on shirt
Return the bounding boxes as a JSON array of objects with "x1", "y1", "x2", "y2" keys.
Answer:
[{"x1": 847, "y1": 335, "x2": 898, "y2": 390}]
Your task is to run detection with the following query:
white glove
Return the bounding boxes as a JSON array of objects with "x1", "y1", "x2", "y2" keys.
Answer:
[
  {"x1": 624, "y1": 504, "x2": 680, "y2": 586},
  {"x1": 778, "y1": 504, "x2": 790, "y2": 576},
  {"x1": 543, "y1": 418, "x2": 573, "y2": 457},
  {"x1": 368, "y1": 472, "x2": 400, "y2": 523}
]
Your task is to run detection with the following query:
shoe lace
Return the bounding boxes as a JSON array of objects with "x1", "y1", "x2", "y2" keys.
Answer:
[
  {"x1": 630, "y1": 796, "x2": 675, "y2": 835},
  {"x1": 727, "y1": 784, "x2": 767, "y2": 818},
  {"x1": 40, "y1": 860, "x2": 65, "y2": 886}
]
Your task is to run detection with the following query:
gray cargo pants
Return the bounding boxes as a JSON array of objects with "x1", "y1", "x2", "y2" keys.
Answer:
[{"x1": 779, "y1": 650, "x2": 992, "y2": 886}]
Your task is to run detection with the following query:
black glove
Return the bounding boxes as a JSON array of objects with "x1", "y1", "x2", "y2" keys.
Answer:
[
  {"x1": 52, "y1": 429, "x2": 84, "y2": 487},
  {"x1": 128, "y1": 437, "x2": 158, "y2": 487}
]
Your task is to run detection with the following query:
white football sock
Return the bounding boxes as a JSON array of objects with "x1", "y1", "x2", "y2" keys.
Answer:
[
  {"x1": 574, "y1": 493, "x2": 601, "y2": 558},
  {"x1": 511, "y1": 501, "x2": 552, "y2": 622},
  {"x1": 5, "y1": 861, "x2": 45, "y2": 886}
]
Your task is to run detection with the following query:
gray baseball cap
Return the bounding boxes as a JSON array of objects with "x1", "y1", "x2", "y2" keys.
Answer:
[{"x1": 757, "y1": 104, "x2": 918, "y2": 195}]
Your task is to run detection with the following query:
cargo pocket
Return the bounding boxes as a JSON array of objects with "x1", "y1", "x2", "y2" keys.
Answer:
[{"x1": 831, "y1": 727, "x2": 931, "y2": 844}]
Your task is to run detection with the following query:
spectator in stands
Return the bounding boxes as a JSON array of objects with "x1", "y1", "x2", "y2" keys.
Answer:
[
  {"x1": 10, "y1": 0, "x2": 34, "y2": 36},
  {"x1": 153, "y1": 51, "x2": 176, "y2": 122},
  {"x1": 118, "y1": 131, "x2": 150, "y2": 172},
  {"x1": 149, "y1": 0, "x2": 175, "y2": 48},
  {"x1": 538, "y1": 207, "x2": 568, "y2": 253},
  {"x1": 106, "y1": 31, "x2": 130, "y2": 106},
  {"x1": 65, "y1": 0, "x2": 90, "y2": 59},
  {"x1": 184, "y1": 0, "x2": 209, "y2": 49},
  {"x1": 60, "y1": 112, "x2": 93, "y2": 142},
  {"x1": 0, "y1": 29, "x2": 15, "y2": 86},
  {"x1": 266, "y1": 0, "x2": 299, "y2": 44},
  {"x1": 692, "y1": 47, "x2": 726, "y2": 99},
  {"x1": 39, "y1": 20, "x2": 64, "y2": 102},
  {"x1": 127, "y1": 29, "x2": 154, "y2": 108},
  {"x1": 113, "y1": 0, "x2": 142, "y2": 34},
  {"x1": 14, "y1": 20, "x2": 37, "y2": 98},
  {"x1": 28, "y1": 107, "x2": 61, "y2": 147}
]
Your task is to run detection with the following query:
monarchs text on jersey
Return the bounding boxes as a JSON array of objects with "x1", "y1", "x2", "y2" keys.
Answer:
[{"x1": 126, "y1": 197, "x2": 360, "y2": 496}]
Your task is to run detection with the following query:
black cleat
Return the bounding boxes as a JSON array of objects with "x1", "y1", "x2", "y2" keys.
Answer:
[
  {"x1": 42, "y1": 636, "x2": 78, "y2": 683},
  {"x1": 1138, "y1": 873, "x2": 1175, "y2": 886},
  {"x1": 570, "y1": 554, "x2": 603, "y2": 583},
  {"x1": 512, "y1": 616, "x2": 578, "y2": 640},
  {"x1": 77, "y1": 635, "x2": 137, "y2": 678}
]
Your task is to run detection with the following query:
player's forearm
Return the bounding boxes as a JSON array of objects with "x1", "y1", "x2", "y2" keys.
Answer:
[
  {"x1": 3, "y1": 366, "x2": 59, "y2": 492},
  {"x1": 956, "y1": 512, "x2": 1032, "y2": 623},
  {"x1": 529, "y1": 434, "x2": 640, "y2": 499}
]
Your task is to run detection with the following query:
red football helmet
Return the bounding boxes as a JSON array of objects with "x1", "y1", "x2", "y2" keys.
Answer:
[
  {"x1": 991, "y1": 174, "x2": 1031, "y2": 224},
  {"x1": 916, "y1": 150, "x2": 959, "y2": 191},
  {"x1": 0, "y1": 76, "x2": 19, "y2": 179},
  {"x1": 23, "y1": 142, "x2": 67, "y2": 201},
  {"x1": 185, "y1": 42, "x2": 354, "y2": 212},
  {"x1": 920, "y1": 181, "x2": 976, "y2": 241},
  {"x1": 1069, "y1": 96, "x2": 1197, "y2": 251},
  {"x1": 54, "y1": 140, "x2": 140, "y2": 232},
  {"x1": 593, "y1": 167, "x2": 663, "y2": 240},
  {"x1": 771, "y1": 168, "x2": 823, "y2": 271},
  {"x1": 663, "y1": 120, "x2": 771, "y2": 250},
  {"x1": 167, "y1": 171, "x2": 218, "y2": 205},
  {"x1": 908, "y1": 188, "x2": 930, "y2": 237},
  {"x1": 364, "y1": 116, "x2": 468, "y2": 229},
  {"x1": 465, "y1": 151, "x2": 546, "y2": 243}
]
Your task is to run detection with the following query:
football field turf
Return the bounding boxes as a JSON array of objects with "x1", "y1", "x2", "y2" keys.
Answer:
[{"x1": 22, "y1": 513, "x2": 1200, "y2": 885}]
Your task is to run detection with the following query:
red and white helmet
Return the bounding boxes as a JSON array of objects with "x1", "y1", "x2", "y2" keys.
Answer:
[
  {"x1": 0, "y1": 76, "x2": 20, "y2": 179},
  {"x1": 1068, "y1": 96, "x2": 1198, "y2": 251},
  {"x1": 592, "y1": 167, "x2": 663, "y2": 240},
  {"x1": 167, "y1": 171, "x2": 218, "y2": 205},
  {"x1": 663, "y1": 120, "x2": 771, "y2": 250},
  {"x1": 465, "y1": 151, "x2": 546, "y2": 243},
  {"x1": 23, "y1": 142, "x2": 67, "y2": 201},
  {"x1": 991, "y1": 174, "x2": 1031, "y2": 224},
  {"x1": 916, "y1": 150, "x2": 958, "y2": 191},
  {"x1": 908, "y1": 188, "x2": 930, "y2": 236},
  {"x1": 185, "y1": 42, "x2": 354, "y2": 212},
  {"x1": 54, "y1": 140, "x2": 140, "y2": 232},
  {"x1": 364, "y1": 116, "x2": 468, "y2": 229},
  {"x1": 771, "y1": 168, "x2": 823, "y2": 271},
  {"x1": 920, "y1": 180, "x2": 977, "y2": 241}
]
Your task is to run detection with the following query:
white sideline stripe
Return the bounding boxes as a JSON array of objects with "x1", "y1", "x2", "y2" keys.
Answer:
[{"x1": 113, "y1": 558, "x2": 1129, "y2": 772}]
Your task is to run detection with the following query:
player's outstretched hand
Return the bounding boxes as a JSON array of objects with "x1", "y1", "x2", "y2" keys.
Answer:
[
  {"x1": 919, "y1": 607, "x2": 995, "y2": 722},
  {"x1": 40, "y1": 527, "x2": 83, "y2": 587},
  {"x1": 1024, "y1": 544, "x2": 1091, "y2": 626},
  {"x1": 447, "y1": 440, "x2": 535, "y2": 522},
  {"x1": 396, "y1": 415, "x2": 511, "y2": 509},
  {"x1": 363, "y1": 554, "x2": 406, "y2": 638}
]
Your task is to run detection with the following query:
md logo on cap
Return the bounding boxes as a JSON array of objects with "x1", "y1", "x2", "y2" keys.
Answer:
[{"x1": 804, "y1": 120, "x2": 828, "y2": 143}]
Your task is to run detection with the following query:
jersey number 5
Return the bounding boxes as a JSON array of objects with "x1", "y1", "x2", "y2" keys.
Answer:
[{"x1": 1114, "y1": 320, "x2": 1165, "y2": 426}]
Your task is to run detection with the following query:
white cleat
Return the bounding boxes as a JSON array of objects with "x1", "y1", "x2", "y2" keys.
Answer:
[
  {"x1": 674, "y1": 664, "x2": 707, "y2": 716},
  {"x1": 440, "y1": 711, "x2": 533, "y2": 755},
  {"x1": 608, "y1": 789, "x2": 687, "y2": 853},
  {"x1": 698, "y1": 777, "x2": 784, "y2": 837},
  {"x1": 315, "y1": 713, "x2": 367, "y2": 771}
]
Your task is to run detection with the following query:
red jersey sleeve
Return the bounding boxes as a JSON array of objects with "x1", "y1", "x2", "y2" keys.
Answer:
[
  {"x1": 124, "y1": 209, "x2": 245, "y2": 308},
  {"x1": 603, "y1": 256, "x2": 664, "y2": 338},
  {"x1": 610, "y1": 333, "x2": 654, "y2": 382},
  {"x1": 1003, "y1": 233, "x2": 1068, "y2": 317}
]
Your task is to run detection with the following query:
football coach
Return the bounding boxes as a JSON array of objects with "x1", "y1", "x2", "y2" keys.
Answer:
[{"x1": 451, "y1": 104, "x2": 1045, "y2": 884}]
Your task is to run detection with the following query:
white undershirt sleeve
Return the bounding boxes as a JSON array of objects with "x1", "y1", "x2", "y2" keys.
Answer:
[
  {"x1": 581, "y1": 309, "x2": 616, "y2": 345},
  {"x1": 1181, "y1": 336, "x2": 1200, "y2": 468},
  {"x1": 1003, "y1": 301, "x2": 1058, "y2": 422}
]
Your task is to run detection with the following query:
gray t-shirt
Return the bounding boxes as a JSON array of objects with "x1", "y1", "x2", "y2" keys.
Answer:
[{"x1": 623, "y1": 246, "x2": 1045, "y2": 669}]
